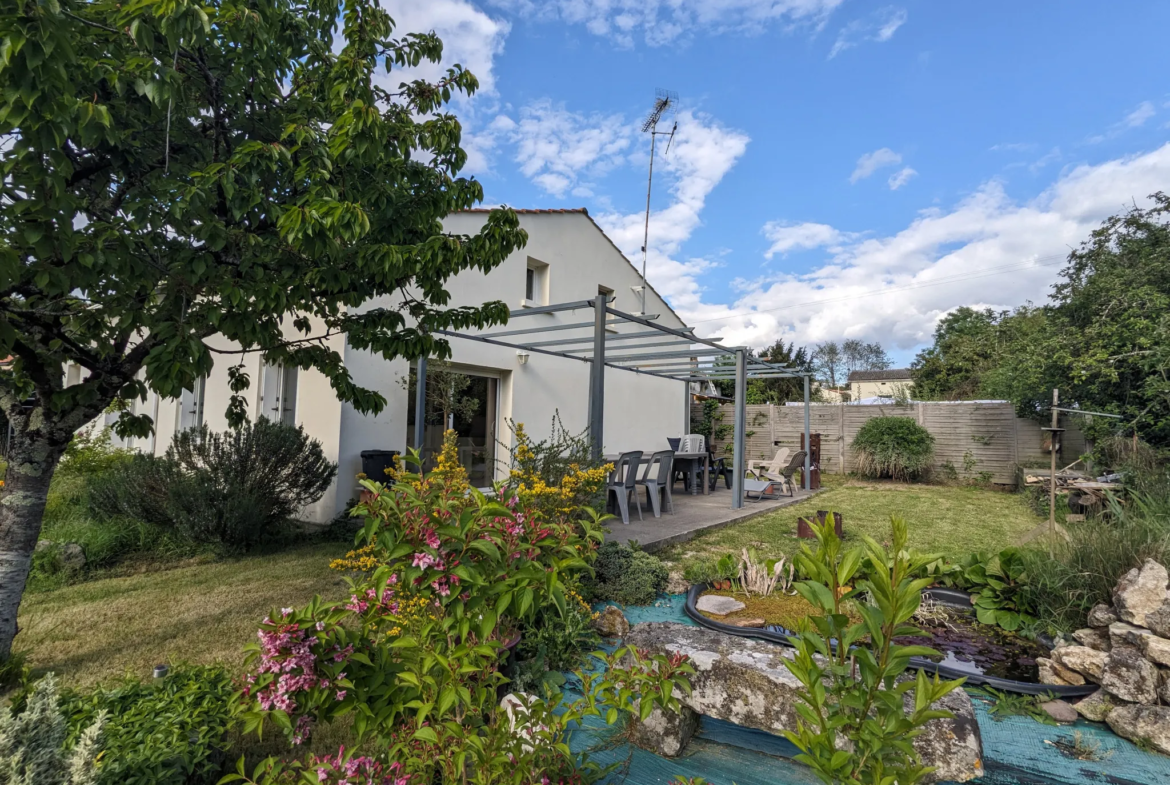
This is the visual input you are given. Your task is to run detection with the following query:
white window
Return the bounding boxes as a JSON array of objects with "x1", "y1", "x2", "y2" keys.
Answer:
[
  {"x1": 178, "y1": 376, "x2": 206, "y2": 432},
  {"x1": 522, "y1": 257, "x2": 549, "y2": 307},
  {"x1": 259, "y1": 362, "x2": 298, "y2": 426}
]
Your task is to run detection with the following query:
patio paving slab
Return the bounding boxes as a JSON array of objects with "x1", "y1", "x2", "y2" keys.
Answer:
[{"x1": 605, "y1": 486, "x2": 821, "y2": 551}]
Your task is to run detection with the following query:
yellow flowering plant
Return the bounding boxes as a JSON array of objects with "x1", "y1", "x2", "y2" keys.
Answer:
[{"x1": 504, "y1": 415, "x2": 612, "y2": 521}]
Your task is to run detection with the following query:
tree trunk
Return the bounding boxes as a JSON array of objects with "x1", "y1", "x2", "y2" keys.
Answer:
[{"x1": 0, "y1": 429, "x2": 68, "y2": 660}]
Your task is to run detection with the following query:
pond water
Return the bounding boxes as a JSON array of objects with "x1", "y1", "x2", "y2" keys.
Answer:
[{"x1": 892, "y1": 607, "x2": 1048, "y2": 683}]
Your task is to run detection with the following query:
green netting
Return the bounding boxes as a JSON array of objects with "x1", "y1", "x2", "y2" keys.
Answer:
[{"x1": 581, "y1": 596, "x2": 1170, "y2": 785}]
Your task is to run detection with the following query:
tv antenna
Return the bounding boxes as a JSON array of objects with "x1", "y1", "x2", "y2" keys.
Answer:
[{"x1": 638, "y1": 88, "x2": 678, "y2": 314}]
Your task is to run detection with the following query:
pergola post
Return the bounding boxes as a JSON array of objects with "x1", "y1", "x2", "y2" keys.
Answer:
[
  {"x1": 732, "y1": 348, "x2": 746, "y2": 509},
  {"x1": 803, "y1": 374, "x2": 811, "y2": 491},
  {"x1": 588, "y1": 295, "x2": 606, "y2": 461},
  {"x1": 414, "y1": 356, "x2": 427, "y2": 456}
]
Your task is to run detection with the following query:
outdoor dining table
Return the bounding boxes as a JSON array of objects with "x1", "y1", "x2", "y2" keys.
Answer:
[{"x1": 604, "y1": 451, "x2": 710, "y2": 496}]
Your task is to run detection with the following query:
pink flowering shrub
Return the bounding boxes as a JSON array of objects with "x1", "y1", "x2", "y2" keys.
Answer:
[{"x1": 235, "y1": 441, "x2": 691, "y2": 785}]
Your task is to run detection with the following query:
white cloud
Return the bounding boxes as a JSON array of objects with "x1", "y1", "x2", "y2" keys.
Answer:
[
  {"x1": 762, "y1": 222, "x2": 849, "y2": 257},
  {"x1": 488, "y1": 0, "x2": 843, "y2": 47},
  {"x1": 850, "y1": 147, "x2": 902, "y2": 183},
  {"x1": 1124, "y1": 100, "x2": 1156, "y2": 128},
  {"x1": 590, "y1": 111, "x2": 751, "y2": 313},
  {"x1": 379, "y1": 0, "x2": 510, "y2": 96},
  {"x1": 505, "y1": 102, "x2": 634, "y2": 198},
  {"x1": 686, "y1": 144, "x2": 1170, "y2": 352},
  {"x1": 887, "y1": 166, "x2": 917, "y2": 190},
  {"x1": 829, "y1": 6, "x2": 907, "y2": 59}
]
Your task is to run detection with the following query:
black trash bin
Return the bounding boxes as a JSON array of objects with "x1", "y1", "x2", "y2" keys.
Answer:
[{"x1": 360, "y1": 450, "x2": 400, "y2": 483}]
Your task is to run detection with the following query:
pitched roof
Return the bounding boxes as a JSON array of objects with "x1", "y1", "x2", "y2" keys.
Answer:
[
  {"x1": 453, "y1": 207, "x2": 686, "y2": 329},
  {"x1": 848, "y1": 369, "x2": 913, "y2": 382}
]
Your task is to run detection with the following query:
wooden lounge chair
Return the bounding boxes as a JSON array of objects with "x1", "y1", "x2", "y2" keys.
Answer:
[
  {"x1": 750, "y1": 450, "x2": 807, "y2": 497},
  {"x1": 747, "y1": 447, "x2": 790, "y2": 481}
]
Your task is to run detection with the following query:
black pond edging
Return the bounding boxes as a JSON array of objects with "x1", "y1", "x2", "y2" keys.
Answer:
[{"x1": 683, "y1": 584, "x2": 1096, "y2": 697}]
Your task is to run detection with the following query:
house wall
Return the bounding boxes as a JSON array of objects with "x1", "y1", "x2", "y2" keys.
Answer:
[
  {"x1": 850, "y1": 379, "x2": 914, "y2": 400},
  {"x1": 331, "y1": 211, "x2": 691, "y2": 521},
  {"x1": 81, "y1": 212, "x2": 691, "y2": 523}
]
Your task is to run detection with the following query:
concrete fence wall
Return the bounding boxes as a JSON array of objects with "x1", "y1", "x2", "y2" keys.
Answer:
[{"x1": 692, "y1": 401, "x2": 1087, "y2": 486}]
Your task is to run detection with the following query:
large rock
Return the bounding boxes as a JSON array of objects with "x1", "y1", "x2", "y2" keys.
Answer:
[
  {"x1": 1108, "y1": 621, "x2": 1153, "y2": 650},
  {"x1": 1052, "y1": 645, "x2": 1106, "y2": 683},
  {"x1": 695, "y1": 595, "x2": 746, "y2": 616},
  {"x1": 1145, "y1": 599, "x2": 1170, "y2": 638},
  {"x1": 1087, "y1": 603, "x2": 1118, "y2": 628},
  {"x1": 1160, "y1": 669, "x2": 1170, "y2": 705},
  {"x1": 1113, "y1": 559, "x2": 1169, "y2": 627},
  {"x1": 593, "y1": 606, "x2": 630, "y2": 638},
  {"x1": 1107, "y1": 705, "x2": 1170, "y2": 755},
  {"x1": 1141, "y1": 635, "x2": 1170, "y2": 667},
  {"x1": 1073, "y1": 689, "x2": 1121, "y2": 722},
  {"x1": 59, "y1": 542, "x2": 86, "y2": 572},
  {"x1": 1037, "y1": 657, "x2": 1084, "y2": 686},
  {"x1": 1100, "y1": 647, "x2": 1160, "y2": 704},
  {"x1": 1071, "y1": 627, "x2": 1111, "y2": 652},
  {"x1": 624, "y1": 622, "x2": 983, "y2": 783}
]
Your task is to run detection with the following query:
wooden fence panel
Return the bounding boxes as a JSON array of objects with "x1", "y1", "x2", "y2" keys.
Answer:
[{"x1": 692, "y1": 401, "x2": 1085, "y2": 486}]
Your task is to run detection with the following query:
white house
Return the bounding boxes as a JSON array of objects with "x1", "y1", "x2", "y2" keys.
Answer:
[
  {"x1": 847, "y1": 369, "x2": 914, "y2": 401},
  {"x1": 100, "y1": 209, "x2": 694, "y2": 523}
]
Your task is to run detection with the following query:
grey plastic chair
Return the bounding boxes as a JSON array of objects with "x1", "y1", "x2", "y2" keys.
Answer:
[
  {"x1": 606, "y1": 451, "x2": 644, "y2": 525},
  {"x1": 637, "y1": 450, "x2": 675, "y2": 518}
]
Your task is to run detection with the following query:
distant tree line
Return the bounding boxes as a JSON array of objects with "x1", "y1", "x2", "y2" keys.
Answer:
[{"x1": 909, "y1": 194, "x2": 1170, "y2": 447}]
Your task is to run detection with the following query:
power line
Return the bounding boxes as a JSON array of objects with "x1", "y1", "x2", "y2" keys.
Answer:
[{"x1": 689, "y1": 253, "x2": 1068, "y2": 325}]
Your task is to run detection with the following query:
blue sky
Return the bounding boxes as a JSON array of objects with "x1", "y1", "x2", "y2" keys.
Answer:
[{"x1": 388, "y1": 1, "x2": 1170, "y2": 364}]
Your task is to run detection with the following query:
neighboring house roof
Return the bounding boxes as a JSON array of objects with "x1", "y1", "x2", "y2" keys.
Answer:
[
  {"x1": 456, "y1": 207, "x2": 686, "y2": 329},
  {"x1": 848, "y1": 369, "x2": 913, "y2": 382}
]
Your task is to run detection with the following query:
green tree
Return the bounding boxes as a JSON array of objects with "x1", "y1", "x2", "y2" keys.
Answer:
[
  {"x1": 0, "y1": 0, "x2": 526, "y2": 658},
  {"x1": 910, "y1": 306, "x2": 1043, "y2": 400},
  {"x1": 1002, "y1": 195, "x2": 1170, "y2": 443},
  {"x1": 712, "y1": 340, "x2": 811, "y2": 403}
]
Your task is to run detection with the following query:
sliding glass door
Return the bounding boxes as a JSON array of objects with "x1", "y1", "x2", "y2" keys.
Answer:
[{"x1": 406, "y1": 363, "x2": 498, "y2": 488}]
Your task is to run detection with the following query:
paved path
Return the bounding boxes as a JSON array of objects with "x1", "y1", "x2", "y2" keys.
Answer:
[{"x1": 606, "y1": 486, "x2": 820, "y2": 552}]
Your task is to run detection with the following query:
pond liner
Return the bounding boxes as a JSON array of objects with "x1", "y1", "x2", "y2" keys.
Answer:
[{"x1": 683, "y1": 584, "x2": 1097, "y2": 697}]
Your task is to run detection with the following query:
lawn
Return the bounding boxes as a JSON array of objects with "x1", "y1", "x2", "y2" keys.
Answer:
[
  {"x1": 15, "y1": 542, "x2": 350, "y2": 689},
  {"x1": 658, "y1": 476, "x2": 1044, "y2": 574}
]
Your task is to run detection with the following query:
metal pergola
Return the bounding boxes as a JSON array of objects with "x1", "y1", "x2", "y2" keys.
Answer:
[{"x1": 416, "y1": 296, "x2": 812, "y2": 509}]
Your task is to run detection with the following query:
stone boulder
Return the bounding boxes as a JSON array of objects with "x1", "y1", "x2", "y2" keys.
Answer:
[
  {"x1": 624, "y1": 622, "x2": 983, "y2": 783},
  {"x1": 1160, "y1": 670, "x2": 1170, "y2": 705},
  {"x1": 1087, "y1": 603, "x2": 1118, "y2": 628},
  {"x1": 59, "y1": 542, "x2": 86, "y2": 572},
  {"x1": 1037, "y1": 657, "x2": 1084, "y2": 686},
  {"x1": 695, "y1": 595, "x2": 745, "y2": 616},
  {"x1": 1108, "y1": 621, "x2": 1153, "y2": 650},
  {"x1": 593, "y1": 606, "x2": 630, "y2": 638},
  {"x1": 1052, "y1": 645, "x2": 1106, "y2": 683},
  {"x1": 1073, "y1": 689, "x2": 1121, "y2": 723},
  {"x1": 1141, "y1": 634, "x2": 1170, "y2": 667},
  {"x1": 1106, "y1": 705, "x2": 1170, "y2": 755},
  {"x1": 1100, "y1": 647, "x2": 1160, "y2": 704},
  {"x1": 1071, "y1": 627, "x2": 1111, "y2": 652},
  {"x1": 1113, "y1": 559, "x2": 1169, "y2": 627},
  {"x1": 1145, "y1": 600, "x2": 1170, "y2": 639},
  {"x1": 1038, "y1": 699, "x2": 1078, "y2": 724}
]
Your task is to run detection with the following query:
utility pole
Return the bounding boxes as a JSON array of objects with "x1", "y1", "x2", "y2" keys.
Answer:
[{"x1": 1020, "y1": 388, "x2": 1070, "y2": 553}]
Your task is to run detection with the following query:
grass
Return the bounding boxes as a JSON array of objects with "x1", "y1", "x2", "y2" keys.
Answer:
[
  {"x1": 698, "y1": 589, "x2": 858, "y2": 630},
  {"x1": 660, "y1": 475, "x2": 1043, "y2": 574},
  {"x1": 14, "y1": 542, "x2": 350, "y2": 690}
]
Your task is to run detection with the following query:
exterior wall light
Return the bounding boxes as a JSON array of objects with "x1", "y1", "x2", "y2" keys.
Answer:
[{"x1": 516, "y1": 351, "x2": 530, "y2": 366}]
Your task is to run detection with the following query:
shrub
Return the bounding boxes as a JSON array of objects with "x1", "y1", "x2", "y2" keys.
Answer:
[
  {"x1": 587, "y1": 541, "x2": 669, "y2": 605},
  {"x1": 231, "y1": 431, "x2": 691, "y2": 785},
  {"x1": 851, "y1": 416, "x2": 935, "y2": 481},
  {"x1": 938, "y1": 549, "x2": 1037, "y2": 631},
  {"x1": 503, "y1": 414, "x2": 612, "y2": 519},
  {"x1": 92, "y1": 420, "x2": 338, "y2": 551},
  {"x1": 783, "y1": 516, "x2": 964, "y2": 785},
  {"x1": 62, "y1": 666, "x2": 237, "y2": 785},
  {"x1": 1019, "y1": 489, "x2": 1170, "y2": 630},
  {"x1": 517, "y1": 584, "x2": 600, "y2": 673},
  {"x1": 0, "y1": 674, "x2": 105, "y2": 785}
]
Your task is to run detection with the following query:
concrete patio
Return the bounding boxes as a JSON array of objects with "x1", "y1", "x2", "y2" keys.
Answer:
[{"x1": 605, "y1": 485, "x2": 820, "y2": 552}]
